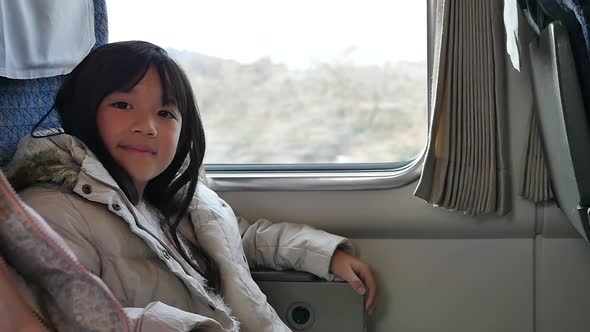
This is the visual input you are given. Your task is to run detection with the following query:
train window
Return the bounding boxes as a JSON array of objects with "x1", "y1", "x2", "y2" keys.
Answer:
[{"x1": 107, "y1": 1, "x2": 427, "y2": 169}]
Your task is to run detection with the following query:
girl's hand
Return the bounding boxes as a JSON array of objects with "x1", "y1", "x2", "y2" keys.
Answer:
[{"x1": 329, "y1": 249, "x2": 377, "y2": 314}]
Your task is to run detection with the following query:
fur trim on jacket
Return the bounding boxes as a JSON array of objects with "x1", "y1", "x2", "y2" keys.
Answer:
[{"x1": 7, "y1": 150, "x2": 80, "y2": 192}]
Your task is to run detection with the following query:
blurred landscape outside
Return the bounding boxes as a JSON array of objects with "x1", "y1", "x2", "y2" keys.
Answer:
[{"x1": 107, "y1": 0, "x2": 427, "y2": 164}]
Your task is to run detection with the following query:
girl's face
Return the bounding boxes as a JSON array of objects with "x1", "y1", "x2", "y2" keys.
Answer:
[{"x1": 97, "y1": 66, "x2": 182, "y2": 199}]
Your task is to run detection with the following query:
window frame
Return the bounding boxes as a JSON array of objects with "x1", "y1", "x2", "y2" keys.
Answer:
[
  {"x1": 205, "y1": 0, "x2": 435, "y2": 191},
  {"x1": 207, "y1": 155, "x2": 425, "y2": 191}
]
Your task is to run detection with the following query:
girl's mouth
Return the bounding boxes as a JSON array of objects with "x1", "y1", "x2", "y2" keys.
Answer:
[{"x1": 119, "y1": 144, "x2": 156, "y2": 155}]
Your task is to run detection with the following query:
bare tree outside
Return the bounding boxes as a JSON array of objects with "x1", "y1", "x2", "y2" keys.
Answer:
[{"x1": 170, "y1": 49, "x2": 427, "y2": 164}]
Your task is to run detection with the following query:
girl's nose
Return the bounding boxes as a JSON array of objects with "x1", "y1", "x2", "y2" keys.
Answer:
[{"x1": 130, "y1": 115, "x2": 157, "y2": 137}]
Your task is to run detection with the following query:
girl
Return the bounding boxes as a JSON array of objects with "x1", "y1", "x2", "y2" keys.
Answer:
[{"x1": 7, "y1": 41, "x2": 376, "y2": 331}]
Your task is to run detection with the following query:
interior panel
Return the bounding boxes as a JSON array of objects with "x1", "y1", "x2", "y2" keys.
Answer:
[
  {"x1": 357, "y1": 239, "x2": 533, "y2": 332},
  {"x1": 535, "y1": 237, "x2": 590, "y2": 332}
]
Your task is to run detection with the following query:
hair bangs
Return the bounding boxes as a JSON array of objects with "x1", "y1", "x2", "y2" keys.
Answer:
[
  {"x1": 93, "y1": 43, "x2": 156, "y2": 100},
  {"x1": 156, "y1": 60, "x2": 190, "y2": 117}
]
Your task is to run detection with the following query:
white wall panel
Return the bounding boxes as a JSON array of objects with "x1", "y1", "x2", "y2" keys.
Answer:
[
  {"x1": 535, "y1": 237, "x2": 590, "y2": 332},
  {"x1": 356, "y1": 239, "x2": 533, "y2": 332}
]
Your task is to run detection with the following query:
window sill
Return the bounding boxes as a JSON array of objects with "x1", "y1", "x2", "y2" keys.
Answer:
[{"x1": 206, "y1": 152, "x2": 424, "y2": 192}]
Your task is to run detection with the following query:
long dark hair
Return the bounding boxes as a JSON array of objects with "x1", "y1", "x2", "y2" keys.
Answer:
[{"x1": 51, "y1": 41, "x2": 219, "y2": 290}]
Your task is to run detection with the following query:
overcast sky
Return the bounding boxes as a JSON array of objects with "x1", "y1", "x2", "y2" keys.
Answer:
[{"x1": 107, "y1": 0, "x2": 427, "y2": 69}]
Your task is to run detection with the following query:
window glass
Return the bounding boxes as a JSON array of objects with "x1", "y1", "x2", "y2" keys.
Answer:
[{"x1": 107, "y1": 0, "x2": 427, "y2": 165}]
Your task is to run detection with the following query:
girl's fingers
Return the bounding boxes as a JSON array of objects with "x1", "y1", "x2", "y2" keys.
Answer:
[
  {"x1": 341, "y1": 265, "x2": 367, "y2": 295},
  {"x1": 356, "y1": 264, "x2": 377, "y2": 313},
  {"x1": 365, "y1": 279, "x2": 377, "y2": 314},
  {"x1": 331, "y1": 250, "x2": 378, "y2": 314}
]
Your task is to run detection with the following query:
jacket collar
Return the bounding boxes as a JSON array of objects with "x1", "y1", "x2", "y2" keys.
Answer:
[
  {"x1": 6, "y1": 133, "x2": 188, "y2": 243},
  {"x1": 6, "y1": 132, "x2": 120, "y2": 192},
  {"x1": 6, "y1": 131, "x2": 201, "y2": 210}
]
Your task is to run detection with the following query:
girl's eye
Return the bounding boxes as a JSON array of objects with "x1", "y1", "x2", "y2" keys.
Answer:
[
  {"x1": 112, "y1": 102, "x2": 131, "y2": 110},
  {"x1": 158, "y1": 110, "x2": 177, "y2": 119}
]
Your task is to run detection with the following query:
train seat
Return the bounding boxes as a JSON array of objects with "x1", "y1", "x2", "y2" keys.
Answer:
[
  {"x1": 529, "y1": 20, "x2": 590, "y2": 241},
  {"x1": 0, "y1": 0, "x2": 108, "y2": 168}
]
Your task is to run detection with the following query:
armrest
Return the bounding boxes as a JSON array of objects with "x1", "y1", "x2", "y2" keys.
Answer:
[{"x1": 252, "y1": 269, "x2": 366, "y2": 332}]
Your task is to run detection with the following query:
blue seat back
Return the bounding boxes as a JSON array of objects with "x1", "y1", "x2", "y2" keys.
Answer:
[{"x1": 0, "y1": 0, "x2": 108, "y2": 167}]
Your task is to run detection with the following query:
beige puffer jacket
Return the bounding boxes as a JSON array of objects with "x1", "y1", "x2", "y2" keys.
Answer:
[{"x1": 7, "y1": 134, "x2": 351, "y2": 332}]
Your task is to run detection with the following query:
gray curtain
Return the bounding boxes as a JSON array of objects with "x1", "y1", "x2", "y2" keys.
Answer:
[
  {"x1": 519, "y1": 102, "x2": 554, "y2": 202},
  {"x1": 414, "y1": 0, "x2": 510, "y2": 215}
]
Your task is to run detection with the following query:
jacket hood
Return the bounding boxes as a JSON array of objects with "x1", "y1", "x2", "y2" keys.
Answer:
[
  {"x1": 5, "y1": 132, "x2": 89, "y2": 191},
  {"x1": 8, "y1": 149, "x2": 80, "y2": 192}
]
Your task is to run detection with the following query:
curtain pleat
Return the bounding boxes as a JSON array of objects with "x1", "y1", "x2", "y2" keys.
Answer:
[
  {"x1": 492, "y1": 0, "x2": 510, "y2": 214},
  {"x1": 519, "y1": 108, "x2": 554, "y2": 201},
  {"x1": 463, "y1": 0, "x2": 476, "y2": 211},
  {"x1": 445, "y1": 0, "x2": 459, "y2": 209},
  {"x1": 414, "y1": 0, "x2": 510, "y2": 215}
]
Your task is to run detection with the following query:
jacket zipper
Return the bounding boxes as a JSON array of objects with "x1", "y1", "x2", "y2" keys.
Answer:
[
  {"x1": 0, "y1": 171, "x2": 131, "y2": 332},
  {"x1": 84, "y1": 175, "x2": 197, "y2": 277},
  {"x1": 84, "y1": 175, "x2": 221, "y2": 310}
]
